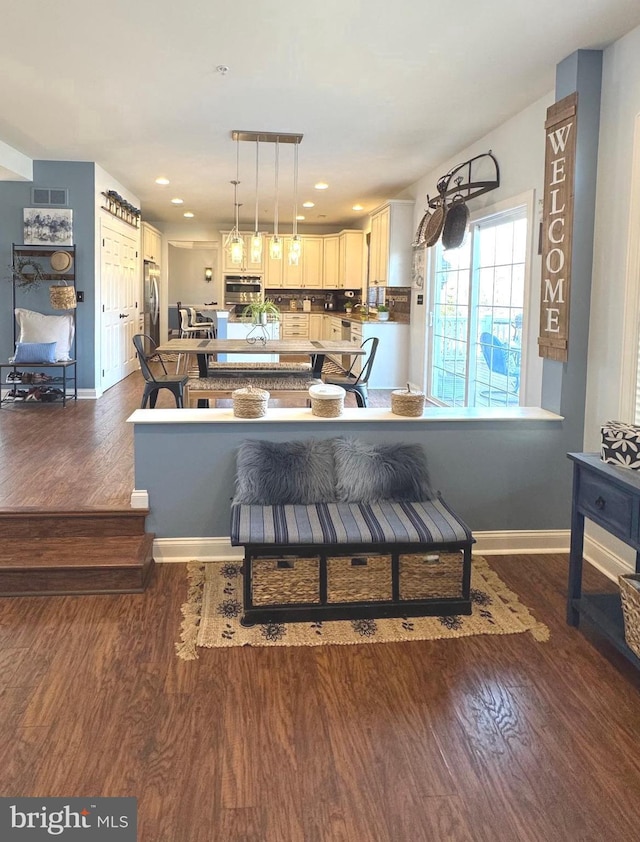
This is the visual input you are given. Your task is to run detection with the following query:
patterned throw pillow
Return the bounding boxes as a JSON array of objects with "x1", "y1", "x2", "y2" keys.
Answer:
[{"x1": 12, "y1": 341, "x2": 58, "y2": 364}]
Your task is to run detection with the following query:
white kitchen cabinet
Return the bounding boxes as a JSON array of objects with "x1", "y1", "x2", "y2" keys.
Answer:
[
  {"x1": 361, "y1": 322, "x2": 409, "y2": 388},
  {"x1": 322, "y1": 236, "x2": 340, "y2": 288},
  {"x1": 309, "y1": 313, "x2": 323, "y2": 341},
  {"x1": 301, "y1": 237, "x2": 323, "y2": 288},
  {"x1": 281, "y1": 312, "x2": 310, "y2": 339},
  {"x1": 142, "y1": 222, "x2": 162, "y2": 263},
  {"x1": 339, "y1": 230, "x2": 365, "y2": 290},
  {"x1": 220, "y1": 232, "x2": 265, "y2": 274},
  {"x1": 368, "y1": 200, "x2": 414, "y2": 287}
]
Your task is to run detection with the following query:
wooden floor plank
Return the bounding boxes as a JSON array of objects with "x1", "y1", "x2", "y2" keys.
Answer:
[{"x1": 2, "y1": 373, "x2": 640, "y2": 839}]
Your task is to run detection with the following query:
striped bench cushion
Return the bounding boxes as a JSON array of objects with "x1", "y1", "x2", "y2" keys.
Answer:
[
  {"x1": 230, "y1": 496, "x2": 473, "y2": 546},
  {"x1": 189, "y1": 375, "x2": 322, "y2": 392}
]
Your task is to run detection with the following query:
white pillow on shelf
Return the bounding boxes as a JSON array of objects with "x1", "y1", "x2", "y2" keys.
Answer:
[{"x1": 14, "y1": 308, "x2": 75, "y2": 361}]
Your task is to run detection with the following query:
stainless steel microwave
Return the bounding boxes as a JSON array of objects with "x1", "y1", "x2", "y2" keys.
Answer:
[{"x1": 224, "y1": 275, "x2": 263, "y2": 305}]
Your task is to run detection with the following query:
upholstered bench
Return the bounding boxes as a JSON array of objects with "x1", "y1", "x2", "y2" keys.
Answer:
[
  {"x1": 186, "y1": 373, "x2": 322, "y2": 408},
  {"x1": 230, "y1": 438, "x2": 474, "y2": 625}
]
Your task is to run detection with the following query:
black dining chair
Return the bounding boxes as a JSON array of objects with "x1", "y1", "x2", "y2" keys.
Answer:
[
  {"x1": 132, "y1": 334, "x2": 189, "y2": 408},
  {"x1": 322, "y1": 336, "x2": 379, "y2": 407}
]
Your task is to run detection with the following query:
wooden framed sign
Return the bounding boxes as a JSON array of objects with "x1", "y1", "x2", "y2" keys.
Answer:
[{"x1": 538, "y1": 92, "x2": 577, "y2": 362}]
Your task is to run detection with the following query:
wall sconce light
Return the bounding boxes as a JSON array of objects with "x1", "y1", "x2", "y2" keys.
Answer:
[{"x1": 204, "y1": 267, "x2": 213, "y2": 283}]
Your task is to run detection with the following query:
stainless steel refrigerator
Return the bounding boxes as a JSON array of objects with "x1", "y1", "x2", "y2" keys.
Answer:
[{"x1": 143, "y1": 261, "x2": 160, "y2": 353}]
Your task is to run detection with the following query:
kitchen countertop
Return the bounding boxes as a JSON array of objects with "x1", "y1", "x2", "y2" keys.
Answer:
[{"x1": 228, "y1": 309, "x2": 407, "y2": 324}]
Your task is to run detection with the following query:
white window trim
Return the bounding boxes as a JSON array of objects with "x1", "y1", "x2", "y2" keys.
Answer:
[
  {"x1": 620, "y1": 112, "x2": 640, "y2": 423},
  {"x1": 426, "y1": 189, "x2": 537, "y2": 406}
]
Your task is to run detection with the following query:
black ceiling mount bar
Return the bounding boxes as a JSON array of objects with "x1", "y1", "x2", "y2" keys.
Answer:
[{"x1": 425, "y1": 150, "x2": 500, "y2": 209}]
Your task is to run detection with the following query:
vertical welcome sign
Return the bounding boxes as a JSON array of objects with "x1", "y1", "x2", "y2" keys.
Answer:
[{"x1": 538, "y1": 92, "x2": 578, "y2": 362}]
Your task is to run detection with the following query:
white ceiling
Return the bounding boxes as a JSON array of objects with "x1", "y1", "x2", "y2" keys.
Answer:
[{"x1": 1, "y1": 0, "x2": 639, "y2": 230}]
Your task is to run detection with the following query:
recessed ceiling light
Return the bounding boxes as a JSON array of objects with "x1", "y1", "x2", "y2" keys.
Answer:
[
  {"x1": 155, "y1": 177, "x2": 170, "y2": 185},
  {"x1": 314, "y1": 182, "x2": 329, "y2": 190},
  {"x1": 296, "y1": 215, "x2": 305, "y2": 221},
  {"x1": 352, "y1": 204, "x2": 364, "y2": 211},
  {"x1": 171, "y1": 198, "x2": 184, "y2": 205},
  {"x1": 183, "y1": 212, "x2": 195, "y2": 218},
  {"x1": 302, "y1": 201, "x2": 315, "y2": 208}
]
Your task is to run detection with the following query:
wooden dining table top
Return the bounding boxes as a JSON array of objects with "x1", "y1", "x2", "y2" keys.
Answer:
[{"x1": 155, "y1": 338, "x2": 365, "y2": 356}]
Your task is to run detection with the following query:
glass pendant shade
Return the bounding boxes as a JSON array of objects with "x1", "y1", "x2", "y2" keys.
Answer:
[
  {"x1": 288, "y1": 235, "x2": 301, "y2": 266},
  {"x1": 269, "y1": 235, "x2": 282, "y2": 260},
  {"x1": 251, "y1": 233, "x2": 262, "y2": 263},
  {"x1": 230, "y1": 236, "x2": 244, "y2": 264}
]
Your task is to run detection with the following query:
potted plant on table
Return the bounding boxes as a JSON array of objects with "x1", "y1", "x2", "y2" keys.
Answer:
[
  {"x1": 376, "y1": 304, "x2": 390, "y2": 321},
  {"x1": 242, "y1": 298, "x2": 281, "y2": 325}
]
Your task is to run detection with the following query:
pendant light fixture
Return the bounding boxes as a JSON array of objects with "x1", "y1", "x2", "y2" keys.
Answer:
[
  {"x1": 288, "y1": 140, "x2": 301, "y2": 266},
  {"x1": 269, "y1": 138, "x2": 282, "y2": 260},
  {"x1": 225, "y1": 137, "x2": 244, "y2": 265},
  {"x1": 250, "y1": 140, "x2": 262, "y2": 264}
]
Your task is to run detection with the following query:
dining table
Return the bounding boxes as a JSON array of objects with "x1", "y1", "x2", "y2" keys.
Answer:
[{"x1": 155, "y1": 338, "x2": 365, "y2": 378}]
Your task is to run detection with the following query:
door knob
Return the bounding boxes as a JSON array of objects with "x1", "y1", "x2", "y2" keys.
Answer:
[{"x1": 119, "y1": 313, "x2": 127, "y2": 319}]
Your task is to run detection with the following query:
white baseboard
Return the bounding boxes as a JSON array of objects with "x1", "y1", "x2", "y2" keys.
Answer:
[{"x1": 150, "y1": 529, "x2": 634, "y2": 584}]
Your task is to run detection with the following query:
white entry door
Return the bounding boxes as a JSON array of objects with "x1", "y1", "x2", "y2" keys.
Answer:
[{"x1": 101, "y1": 222, "x2": 139, "y2": 391}]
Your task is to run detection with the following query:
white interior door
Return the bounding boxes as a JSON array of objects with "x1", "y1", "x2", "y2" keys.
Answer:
[{"x1": 101, "y1": 223, "x2": 139, "y2": 391}]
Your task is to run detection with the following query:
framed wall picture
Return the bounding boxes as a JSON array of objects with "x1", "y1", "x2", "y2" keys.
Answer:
[{"x1": 23, "y1": 208, "x2": 73, "y2": 246}]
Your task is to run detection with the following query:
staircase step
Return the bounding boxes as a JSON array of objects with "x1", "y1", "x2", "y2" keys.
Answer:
[
  {"x1": 0, "y1": 507, "x2": 149, "y2": 539},
  {"x1": 0, "y1": 534, "x2": 155, "y2": 596}
]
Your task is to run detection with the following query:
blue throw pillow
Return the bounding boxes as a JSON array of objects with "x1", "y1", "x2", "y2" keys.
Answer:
[{"x1": 12, "y1": 341, "x2": 58, "y2": 364}]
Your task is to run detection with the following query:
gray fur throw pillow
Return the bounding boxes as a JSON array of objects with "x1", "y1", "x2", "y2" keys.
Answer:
[
  {"x1": 333, "y1": 437, "x2": 434, "y2": 502},
  {"x1": 234, "y1": 438, "x2": 337, "y2": 505}
]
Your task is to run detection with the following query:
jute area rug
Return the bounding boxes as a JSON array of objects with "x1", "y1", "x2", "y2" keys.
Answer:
[{"x1": 176, "y1": 557, "x2": 549, "y2": 660}]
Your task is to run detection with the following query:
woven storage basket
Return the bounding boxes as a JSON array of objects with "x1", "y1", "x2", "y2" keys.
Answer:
[
  {"x1": 49, "y1": 284, "x2": 77, "y2": 310},
  {"x1": 252, "y1": 556, "x2": 320, "y2": 606},
  {"x1": 326, "y1": 554, "x2": 392, "y2": 603},
  {"x1": 619, "y1": 574, "x2": 640, "y2": 658},
  {"x1": 232, "y1": 385, "x2": 269, "y2": 418},
  {"x1": 399, "y1": 551, "x2": 463, "y2": 600},
  {"x1": 391, "y1": 384, "x2": 425, "y2": 417},
  {"x1": 309, "y1": 383, "x2": 346, "y2": 417}
]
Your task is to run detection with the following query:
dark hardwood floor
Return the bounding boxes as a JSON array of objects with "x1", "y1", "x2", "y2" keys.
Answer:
[{"x1": 1, "y1": 372, "x2": 640, "y2": 840}]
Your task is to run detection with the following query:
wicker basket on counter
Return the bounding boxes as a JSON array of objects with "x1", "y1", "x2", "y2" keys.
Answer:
[
  {"x1": 232, "y1": 384, "x2": 269, "y2": 418},
  {"x1": 619, "y1": 573, "x2": 640, "y2": 658},
  {"x1": 309, "y1": 383, "x2": 346, "y2": 418},
  {"x1": 391, "y1": 383, "x2": 425, "y2": 417}
]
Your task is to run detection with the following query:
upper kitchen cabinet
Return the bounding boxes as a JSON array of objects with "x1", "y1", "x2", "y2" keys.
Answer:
[
  {"x1": 369, "y1": 200, "x2": 414, "y2": 287},
  {"x1": 142, "y1": 222, "x2": 162, "y2": 264},
  {"x1": 220, "y1": 232, "x2": 265, "y2": 274},
  {"x1": 339, "y1": 230, "x2": 365, "y2": 290},
  {"x1": 323, "y1": 236, "x2": 340, "y2": 288},
  {"x1": 301, "y1": 236, "x2": 323, "y2": 288},
  {"x1": 323, "y1": 230, "x2": 364, "y2": 289}
]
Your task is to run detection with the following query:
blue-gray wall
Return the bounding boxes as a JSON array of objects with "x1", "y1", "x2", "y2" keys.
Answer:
[{"x1": 0, "y1": 161, "x2": 96, "y2": 388}]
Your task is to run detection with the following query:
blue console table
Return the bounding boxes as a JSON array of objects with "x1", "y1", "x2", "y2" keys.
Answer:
[{"x1": 567, "y1": 452, "x2": 640, "y2": 668}]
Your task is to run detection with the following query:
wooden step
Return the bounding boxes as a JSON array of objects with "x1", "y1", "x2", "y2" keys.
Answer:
[
  {"x1": 0, "y1": 507, "x2": 149, "y2": 539},
  {"x1": 0, "y1": 507, "x2": 155, "y2": 596}
]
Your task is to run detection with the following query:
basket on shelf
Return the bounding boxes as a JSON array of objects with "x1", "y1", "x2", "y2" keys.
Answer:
[
  {"x1": 391, "y1": 383, "x2": 425, "y2": 417},
  {"x1": 309, "y1": 383, "x2": 345, "y2": 417},
  {"x1": 49, "y1": 283, "x2": 77, "y2": 310},
  {"x1": 232, "y1": 384, "x2": 269, "y2": 418},
  {"x1": 619, "y1": 573, "x2": 640, "y2": 658}
]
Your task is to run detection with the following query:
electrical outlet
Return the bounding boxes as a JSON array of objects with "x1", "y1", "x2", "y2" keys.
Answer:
[{"x1": 76, "y1": 290, "x2": 84, "y2": 302}]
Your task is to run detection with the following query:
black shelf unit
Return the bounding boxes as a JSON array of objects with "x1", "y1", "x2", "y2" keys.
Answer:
[{"x1": 4, "y1": 244, "x2": 78, "y2": 407}]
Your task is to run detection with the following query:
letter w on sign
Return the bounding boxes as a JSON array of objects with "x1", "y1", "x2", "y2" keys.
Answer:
[{"x1": 538, "y1": 92, "x2": 577, "y2": 362}]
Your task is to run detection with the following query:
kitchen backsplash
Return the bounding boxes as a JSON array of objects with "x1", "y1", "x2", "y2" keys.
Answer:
[{"x1": 368, "y1": 286, "x2": 411, "y2": 322}]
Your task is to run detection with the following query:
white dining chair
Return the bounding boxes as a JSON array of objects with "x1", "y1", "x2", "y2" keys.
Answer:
[
  {"x1": 188, "y1": 307, "x2": 214, "y2": 338},
  {"x1": 176, "y1": 309, "x2": 204, "y2": 373}
]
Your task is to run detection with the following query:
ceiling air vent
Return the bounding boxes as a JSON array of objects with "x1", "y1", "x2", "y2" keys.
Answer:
[{"x1": 31, "y1": 187, "x2": 68, "y2": 206}]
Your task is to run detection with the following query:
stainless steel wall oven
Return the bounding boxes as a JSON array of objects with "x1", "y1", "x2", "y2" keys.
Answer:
[{"x1": 224, "y1": 275, "x2": 263, "y2": 305}]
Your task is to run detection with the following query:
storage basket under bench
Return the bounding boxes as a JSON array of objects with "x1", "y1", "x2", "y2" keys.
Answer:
[{"x1": 230, "y1": 497, "x2": 474, "y2": 625}]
